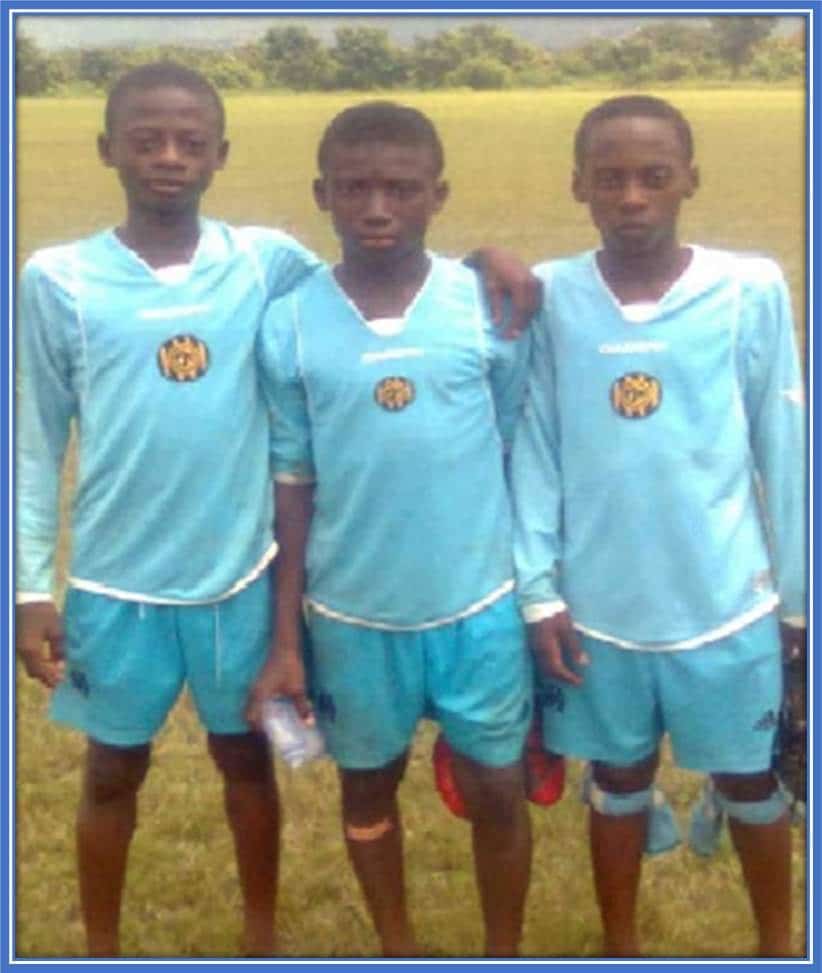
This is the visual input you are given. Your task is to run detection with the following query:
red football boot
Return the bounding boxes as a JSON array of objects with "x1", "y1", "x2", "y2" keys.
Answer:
[
  {"x1": 524, "y1": 718, "x2": 565, "y2": 806},
  {"x1": 433, "y1": 719, "x2": 565, "y2": 818},
  {"x1": 433, "y1": 732, "x2": 470, "y2": 819}
]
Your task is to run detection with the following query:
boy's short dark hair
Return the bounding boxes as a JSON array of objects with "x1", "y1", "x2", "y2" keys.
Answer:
[
  {"x1": 574, "y1": 95, "x2": 694, "y2": 166},
  {"x1": 105, "y1": 61, "x2": 225, "y2": 136},
  {"x1": 317, "y1": 101, "x2": 445, "y2": 175}
]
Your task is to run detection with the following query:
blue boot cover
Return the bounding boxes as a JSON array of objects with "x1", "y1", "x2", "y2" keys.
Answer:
[
  {"x1": 689, "y1": 778, "x2": 789, "y2": 857},
  {"x1": 580, "y1": 764, "x2": 681, "y2": 856},
  {"x1": 646, "y1": 787, "x2": 682, "y2": 855},
  {"x1": 688, "y1": 778, "x2": 725, "y2": 857},
  {"x1": 715, "y1": 782, "x2": 789, "y2": 825}
]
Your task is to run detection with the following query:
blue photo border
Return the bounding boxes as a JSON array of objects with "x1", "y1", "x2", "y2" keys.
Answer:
[{"x1": 1, "y1": 1, "x2": 817, "y2": 971}]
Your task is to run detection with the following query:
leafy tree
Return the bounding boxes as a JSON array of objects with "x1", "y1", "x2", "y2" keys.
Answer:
[
  {"x1": 710, "y1": 16, "x2": 776, "y2": 77},
  {"x1": 654, "y1": 53, "x2": 696, "y2": 82},
  {"x1": 204, "y1": 54, "x2": 263, "y2": 91},
  {"x1": 446, "y1": 55, "x2": 512, "y2": 90},
  {"x1": 16, "y1": 35, "x2": 59, "y2": 95},
  {"x1": 610, "y1": 35, "x2": 655, "y2": 84},
  {"x1": 633, "y1": 19, "x2": 714, "y2": 57},
  {"x1": 77, "y1": 47, "x2": 122, "y2": 87},
  {"x1": 552, "y1": 46, "x2": 595, "y2": 80},
  {"x1": 575, "y1": 38, "x2": 620, "y2": 75},
  {"x1": 260, "y1": 25, "x2": 335, "y2": 90},
  {"x1": 747, "y1": 35, "x2": 804, "y2": 81},
  {"x1": 450, "y1": 23, "x2": 540, "y2": 69},
  {"x1": 412, "y1": 23, "x2": 541, "y2": 88},
  {"x1": 330, "y1": 25, "x2": 409, "y2": 89},
  {"x1": 411, "y1": 30, "x2": 466, "y2": 88}
]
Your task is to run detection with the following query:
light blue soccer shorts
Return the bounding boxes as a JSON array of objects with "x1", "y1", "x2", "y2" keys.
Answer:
[
  {"x1": 51, "y1": 574, "x2": 272, "y2": 746},
  {"x1": 306, "y1": 592, "x2": 532, "y2": 770},
  {"x1": 538, "y1": 611, "x2": 782, "y2": 773}
]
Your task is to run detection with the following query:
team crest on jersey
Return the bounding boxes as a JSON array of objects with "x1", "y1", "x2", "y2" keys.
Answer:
[
  {"x1": 157, "y1": 334, "x2": 210, "y2": 382},
  {"x1": 610, "y1": 372, "x2": 662, "y2": 419},
  {"x1": 375, "y1": 376, "x2": 415, "y2": 411}
]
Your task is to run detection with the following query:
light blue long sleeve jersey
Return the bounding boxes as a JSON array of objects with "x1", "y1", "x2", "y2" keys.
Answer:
[
  {"x1": 17, "y1": 219, "x2": 320, "y2": 603},
  {"x1": 512, "y1": 246, "x2": 806, "y2": 649},
  {"x1": 258, "y1": 256, "x2": 529, "y2": 629}
]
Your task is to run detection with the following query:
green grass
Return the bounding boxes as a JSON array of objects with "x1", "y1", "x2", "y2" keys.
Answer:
[{"x1": 14, "y1": 88, "x2": 807, "y2": 959}]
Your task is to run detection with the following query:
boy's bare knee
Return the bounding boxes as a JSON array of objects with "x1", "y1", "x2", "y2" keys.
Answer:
[
  {"x1": 712, "y1": 770, "x2": 778, "y2": 803},
  {"x1": 84, "y1": 739, "x2": 151, "y2": 804},
  {"x1": 340, "y1": 754, "x2": 407, "y2": 822},
  {"x1": 593, "y1": 753, "x2": 658, "y2": 794},
  {"x1": 207, "y1": 731, "x2": 271, "y2": 783},
  {"x1": 451, "y1": 751, "x2": 526, "y2": 823}
]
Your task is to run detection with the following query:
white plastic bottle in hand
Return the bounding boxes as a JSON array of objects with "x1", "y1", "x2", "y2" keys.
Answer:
[{"x1": 261, "y1": 698, "x2": 325, "y2": 767}]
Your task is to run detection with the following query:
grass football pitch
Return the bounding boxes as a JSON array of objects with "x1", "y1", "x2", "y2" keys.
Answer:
[{"x1": 14, "y1": 86, "x2": 807, "y2": 958}]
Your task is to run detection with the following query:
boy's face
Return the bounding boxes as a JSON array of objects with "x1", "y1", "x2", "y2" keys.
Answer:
[
  {"x1": 314, "y1": 141, "x2": 448, "y2": 265},
  {"x1": 98, "y1": 85, "x2": 228, "y2": 216},
  {"x1": 572, "y1": 115, "x2": 698, "y2": 258}
]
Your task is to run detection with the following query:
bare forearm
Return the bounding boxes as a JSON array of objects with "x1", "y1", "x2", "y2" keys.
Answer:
[{"x1": 274, "y1": 482, "x2": 314, "y2": 633}]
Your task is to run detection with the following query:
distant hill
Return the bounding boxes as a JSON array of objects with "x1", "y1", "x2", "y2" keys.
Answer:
[{"x1": 17, "y1": 13, "x2": 803, "y2": 53}]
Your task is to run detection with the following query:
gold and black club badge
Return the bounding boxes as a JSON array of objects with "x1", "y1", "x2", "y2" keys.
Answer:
[
  {"x1": 374, "y1": 376, "x2": 416, "y2": 412},
  {"x1": 157, "y1": 334, "x2": 210, "y2": 382},
  {"x1": 610, "y1": 372, "x2": 662, "y2": 419}
]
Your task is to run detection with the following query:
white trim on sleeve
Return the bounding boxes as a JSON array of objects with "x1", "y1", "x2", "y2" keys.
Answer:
[
  {"x1": 522, "y1": 601, "x2": 568, "y2": 624},
  {"x1": 274, "y1": 472, "x2": 316, "y2": 485},
  {"x1": 15, "y1": 592, "x2": 55, "y2": 605}
]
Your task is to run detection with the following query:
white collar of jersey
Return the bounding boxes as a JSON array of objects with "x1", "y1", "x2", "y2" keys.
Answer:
[
  {"x1": 621, "y1": 302, "x2": 659, "y2": 324},
  {"x1": 153, "y1": 263, "x2": 193, "y2": 285},
  {"x1": 593, "y1": 244, "x2": 705, "y2": 321},
  {"x1": 364, "y1": 317, "x2": 407, "y2": 337},
  {"x1": 327, "y1": 255, "x2": 435, "y2": 336},
  {"x1": 107, "y1": 218, "x2": 217, "y2": 284}
]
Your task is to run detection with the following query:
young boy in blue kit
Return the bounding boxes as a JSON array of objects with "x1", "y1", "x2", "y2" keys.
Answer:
[
  {"x1": 249, "y1": 102, "x2": 533, "y2": 957},
  {"x1": 511, "y1": 95, "x2": 806, "y2": 957},
  {"x1": 16, "y1": 65, "x2": 539, "y2": 957},
  {"x1": 16, "y1": 61, "x2": 320, "y2": 958}
]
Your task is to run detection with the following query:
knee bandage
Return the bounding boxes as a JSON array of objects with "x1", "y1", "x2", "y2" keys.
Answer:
[
  {"x1": 580, "y1": 764, "x2": 681, "y2": 856},
  {"x1": 345, "y1": 817, "x2": 394, "y2": 842},
  {"x1": 688, "y1": 778, "x2": 788, "y2": 857}
]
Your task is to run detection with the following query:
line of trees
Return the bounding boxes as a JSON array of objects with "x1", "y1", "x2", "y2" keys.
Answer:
[{"x1": 17, "y1": 18, "x2": 804, "y2": 96}]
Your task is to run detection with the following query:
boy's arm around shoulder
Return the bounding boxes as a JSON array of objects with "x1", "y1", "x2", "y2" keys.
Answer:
[
  {"x1": 737, "y1": 259, "x2": 807, "y2": 634},
  {"x1": 15, "y1": 255, "x2": 77, "y2": 687},
  {"x1": 488, "y1": 319, "x2": 531, "y2": 451},
  {"x1": 465, "y1": 246, "x2": 543, "y2": 338},
  {"x1": 248, "y1": 226, "x2": 323, "y2": 301}
]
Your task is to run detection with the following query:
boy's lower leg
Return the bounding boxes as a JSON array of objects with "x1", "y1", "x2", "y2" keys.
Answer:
[
  {"x1": 451, "y1": 751, "x2": 531, "y2": 957},
  {"x1": 340, "y1": 754, "x2": 416, "y2": 957},
  {"x1": 588, "y1": 756, "x2": 657, "y2": 957},
  {"x1": 77, "y1": 739, "x2": 151, "y2": 957},
  {"x1": 713, "y1": 771, "x2": 792, "y2": 957},
  {"x1": 209, "y1": 732, "x2": 279, "y2": 956},
  {"x1": 589, "y1": 807, "x2": 646, "y2": 956}
]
